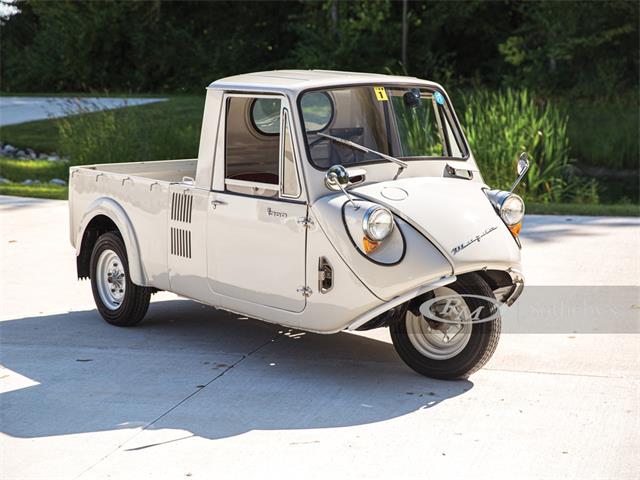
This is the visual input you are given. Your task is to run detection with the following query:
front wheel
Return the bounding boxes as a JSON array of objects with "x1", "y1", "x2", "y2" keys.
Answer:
[
  {"x1": 90, "y1": 232, "x2": 151, "y2": 326},
  {"x1": 389, "y1": 273, "x2": 501, "y2": 379}
]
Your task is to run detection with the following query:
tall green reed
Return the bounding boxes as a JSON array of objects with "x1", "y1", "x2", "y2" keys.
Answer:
[{"x1": 461, "y1": 89, "x2": 592, "y2": 202}]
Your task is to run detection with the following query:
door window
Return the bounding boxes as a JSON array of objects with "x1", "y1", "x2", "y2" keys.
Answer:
[
  {"x1": 225, "y1": 96, "x2": 281, "y2": 197},
  {"x1": 224, "y1": 95, "x2": 302, "y2": 200}
]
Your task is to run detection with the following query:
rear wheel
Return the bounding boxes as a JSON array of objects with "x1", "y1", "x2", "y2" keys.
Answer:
[
  {"x1": 389, "y1": 273, "x2": 500, "y2": 379},
  {"x1": 90, "y1": 232, "x2": 151, "y2": 326}
]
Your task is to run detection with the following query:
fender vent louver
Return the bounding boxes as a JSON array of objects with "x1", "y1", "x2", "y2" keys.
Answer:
[
  {"x1": 171, "y1": 191, "x2": 193, "y2": 223},
  {"x1": 170, "y1": 227, "x2": 192, "y2": 258}
]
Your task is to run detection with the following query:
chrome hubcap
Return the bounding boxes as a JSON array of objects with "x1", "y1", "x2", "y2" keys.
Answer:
[
  {"x1": 96, "y1": 249, "x2": 126, "y2": 310},
  {"x1": 406, "y1": 287, "x2": 472, "y2": 360}
]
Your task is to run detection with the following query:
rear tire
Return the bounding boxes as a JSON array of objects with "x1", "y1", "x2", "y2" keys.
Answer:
[
  {"x1": 90, "y1": 232, "x2": 151, "y2": 326},
  {"x1": 390, "y1": 273, "x2": 500, "y2": 379}
]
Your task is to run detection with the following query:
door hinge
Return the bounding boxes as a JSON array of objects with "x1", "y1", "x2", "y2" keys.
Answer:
[
  {"x1": 297, "y1": 286, "x2": 313, "y2": 298},
  {"x1": 297, "y1": 216, "x2": 314, "y2": 229}
]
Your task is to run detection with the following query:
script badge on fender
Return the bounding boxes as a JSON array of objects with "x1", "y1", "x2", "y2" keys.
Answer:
[{"x1": 451, "y1": 226, "x2": 498, "y2": 255}]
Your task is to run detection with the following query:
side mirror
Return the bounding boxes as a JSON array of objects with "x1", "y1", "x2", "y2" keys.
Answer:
[
  {"x1": 325, "y1": 164, "x2": 357, "y2": 209},
  {"x1": 517, "y1": 152, "x2": 530, "y2": 176},
  {"x1": 510, "y1": 152, "x2": 531, "y2": 193},
  {"x1": 325, "y1": 164, "x2": 350, "y2": 191}
]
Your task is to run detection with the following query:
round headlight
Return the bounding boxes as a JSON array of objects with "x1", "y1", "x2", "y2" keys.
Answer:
[
  {"x1": 500, "y1": 194, "x2": 525, "y2": 226},
  {"x1": 363, "y1": 206, "x2": 394, "y2": 241}
]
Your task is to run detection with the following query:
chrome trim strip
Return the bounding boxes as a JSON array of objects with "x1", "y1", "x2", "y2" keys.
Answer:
[
  {"x1": 346, "y1": 275, "x2": 456, "y2": 331},
  {"x1": 224, "y1": 178, "x2": 279, "y2": 191},
  {"x1": 361, "y1": 205, "x2": 394, "y2": 242}
]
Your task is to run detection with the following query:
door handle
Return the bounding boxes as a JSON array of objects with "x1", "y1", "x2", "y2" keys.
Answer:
[{"x1": 210, "y1": 199, "x2": 227, "y2": 209}]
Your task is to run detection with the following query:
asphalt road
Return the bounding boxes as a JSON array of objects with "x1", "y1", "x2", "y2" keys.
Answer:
[
  {"x1": 0, "y1": 97, "x2": 166, "y2": 127},
  {"x1": 1, "y1": 196, "x2": 639, "y2": 479}
]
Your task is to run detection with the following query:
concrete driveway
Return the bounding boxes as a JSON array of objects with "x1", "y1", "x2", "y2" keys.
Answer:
[
  {"x1": 1, "y1": 196, "x2": 638, "y2": 479},
  {"x1": 0, "y1": 97, "x2": 166, "y2": 126}
]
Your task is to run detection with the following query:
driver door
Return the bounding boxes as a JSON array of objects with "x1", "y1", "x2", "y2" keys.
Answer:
[{"x1": 206, "y1": 94, "x2": 307, "y2": 312}]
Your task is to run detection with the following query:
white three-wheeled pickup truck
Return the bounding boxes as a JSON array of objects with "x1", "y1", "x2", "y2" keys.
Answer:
[{"x1": 69, "y1": 70, "x2": 527, "y2": 379}]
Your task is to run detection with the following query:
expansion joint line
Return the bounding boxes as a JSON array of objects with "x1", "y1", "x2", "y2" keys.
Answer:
[{"x1": 74, "y1": 331, "x2": 282, "y2": 479}]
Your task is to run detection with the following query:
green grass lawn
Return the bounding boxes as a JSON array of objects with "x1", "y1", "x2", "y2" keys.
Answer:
[
  {"x1": 0, "y1": 157, "x2": 70, "y2": 199},
  {"x1": 0, "y1": 95, "x2": 204, "y2": 154},
  {"x1": 0, "y1": 158, "x2": 69, "y2": 182},
  {"x1": 0, "y1": 117, "x2": 61, "y2": 154},
  {"x1": 4, "y1": 94, "x2": 197, "y2": 206},
  {"x1": 526, "y1": 202, "x2": 639, "y2": 217},
  {"x1": 0, "y1": 184, "x2": 68, "y2": 200}
]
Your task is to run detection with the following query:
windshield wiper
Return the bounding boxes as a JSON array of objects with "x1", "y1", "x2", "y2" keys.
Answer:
[{"x1": 317, "y1": 132, "x2": 408, "y2": 173}]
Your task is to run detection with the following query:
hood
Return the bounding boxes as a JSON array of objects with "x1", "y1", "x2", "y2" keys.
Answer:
[{"x1": 352, "y1": 176, "x2": 522, "y2": 274}]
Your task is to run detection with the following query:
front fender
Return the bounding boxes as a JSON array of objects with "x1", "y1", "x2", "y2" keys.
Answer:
[
  {"x1": 311, "y1": 194, "x2": 452, "y2": 302},
  {"x1": 75, "y1": 197, "x2": 146, "y2": 285},
  {"x1": 353, "y1": 177, "x2": 522, "y2": 276}
]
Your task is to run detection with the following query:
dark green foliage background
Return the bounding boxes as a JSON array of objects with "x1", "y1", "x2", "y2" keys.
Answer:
[
  {"x1": 1, "y1": 0, "x2": 638, "y2": 176},
  {"x1": 3, "y1": 1, "x2": 637, "y2": 95}
]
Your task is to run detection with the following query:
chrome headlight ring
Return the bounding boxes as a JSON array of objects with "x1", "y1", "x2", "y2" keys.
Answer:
[
  {"x1": 500, "y1": 194, "x2": 525, "y2": 226},
  {"x1": 485, "y1": 189, "x2": 525, "y2": 227},
  {"x1": 362, "y1": 206, "x2": 395, "y2": 242}
]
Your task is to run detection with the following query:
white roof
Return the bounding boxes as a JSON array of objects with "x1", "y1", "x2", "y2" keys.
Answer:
[{"x1": 208, "y1": 69, "x2": 439, "y2": 95}]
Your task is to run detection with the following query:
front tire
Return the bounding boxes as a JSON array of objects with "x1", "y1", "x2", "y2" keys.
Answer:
[
  {"x1": 390, "y1": 273, "x2": 501, "y2": 379},
  {"x1": 90, "y1": 232, "x2": 151, "y2": 326}
]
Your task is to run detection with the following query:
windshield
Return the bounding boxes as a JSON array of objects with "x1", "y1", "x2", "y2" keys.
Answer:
[{"x1": 299, "y1": 85, "x2": 467, "y2": 169}]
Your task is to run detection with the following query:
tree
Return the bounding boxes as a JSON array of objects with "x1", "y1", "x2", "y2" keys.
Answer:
[{"x1": 498, "y1": 0, "x2": 639, "y2": 96}]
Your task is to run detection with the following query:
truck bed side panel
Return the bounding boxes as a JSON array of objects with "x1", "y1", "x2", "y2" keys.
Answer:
[{"x1": 70, "y1": 168, "x2": 172, "y2": 290}]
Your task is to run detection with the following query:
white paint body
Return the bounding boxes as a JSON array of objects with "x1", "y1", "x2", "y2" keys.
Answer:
[{"x1": 68, "y1": 70, "x2": 524, "y2": 333}]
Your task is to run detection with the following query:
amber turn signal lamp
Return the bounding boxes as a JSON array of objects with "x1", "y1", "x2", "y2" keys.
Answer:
[
  {"x1": 508, "y1": 222, "x2": 522, "y2": 236},
  {"x1": 362, "y1": 236, "x2": 380, "y2": 254}
]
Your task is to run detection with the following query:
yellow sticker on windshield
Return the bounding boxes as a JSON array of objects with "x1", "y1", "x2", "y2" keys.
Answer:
[{"x1": 374, "y1": 87, "x2": 388, "y2": 101}]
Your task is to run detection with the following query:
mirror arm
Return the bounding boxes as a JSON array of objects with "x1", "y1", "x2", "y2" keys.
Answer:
[
  {"x1": 509, "y1": 169, "x2": 528, "y2": 193},
  {"x1": 329, "y1": 173, "x2": 359, "y2": 210}
]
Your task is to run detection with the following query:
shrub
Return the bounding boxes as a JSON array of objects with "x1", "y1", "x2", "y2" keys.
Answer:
[
  {"x1": 462, "y1": 89, "x2": 569, "y2": 201},
  {"x1": 57, "y1": 99, "x2": 199, "y2": 165},
  {"x1": 564, "y1": 93, "x2": 639, "y2": 170},
  {"x1": 460, "y1": 88, "x2": 595, "y2": 203}
]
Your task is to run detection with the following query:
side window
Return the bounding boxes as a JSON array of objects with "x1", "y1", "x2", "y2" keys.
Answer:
[
  {"x1": 443, "y1": 115, "x2": 464, "y2": 158},
  {"x1": 225, "y1": 96, "x2": 281, "y2": 197},
  {"x1": 281, "y1": 109, "x2": 301, "y2": 198}
]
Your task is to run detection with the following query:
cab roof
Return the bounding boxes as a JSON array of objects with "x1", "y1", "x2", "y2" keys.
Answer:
[{"x1": 208, "y1": 69, "x2": 439, "y2": 95}]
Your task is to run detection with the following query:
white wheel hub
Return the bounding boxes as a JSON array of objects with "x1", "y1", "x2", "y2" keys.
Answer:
[
  {"x1": 96, "y1": 249, "x2": 126, "y2": 310},
  {"x1": 406, "y1": 287, "x2": 472, "y2": 360}
]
